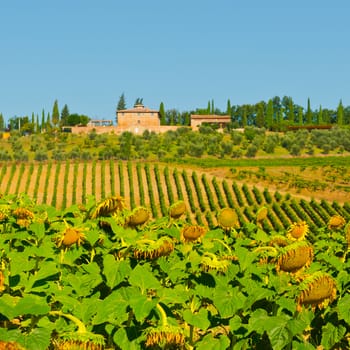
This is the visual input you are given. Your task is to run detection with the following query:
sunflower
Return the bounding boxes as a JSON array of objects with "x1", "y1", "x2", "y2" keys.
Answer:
[
  {"x1": 200, "y1": 252, "x2": 231, "y2": 274},
  {"x1": 0, "y1": 341, "x2": 25, "y2": 350},
  {"x1": 12, "y1": 207, "x2": 35, "y2": 228},
  {"x1": 144, "y1": 325, "x2": 185, "y2": 349},
  {"x1": 90, "y1": 196, "x2": 125, "y2": 219},
  {"x1": 52, "y1": 332, "x2": 105, "y2": 350},
  {"x1": 268, "y1": 234, "x2": 290, "y2": 247},
  {"x1": 180, "y1": 225, "x2": 206, "y2": 243},
  {"x1": 133, "y1": 237, "x2": 174, "y2": 260},
  {"x1": 126, "y1": 206, "x2": 150, "y2": 227},
  {"x1": 256, "y1": 207, "x2": 268, "y2": 223},
  {"x1": 168, "y1": 201, "x2": 186, "y2": 219},
  {"x1": 217, "y1": 208, "x2": 239, "y2": 230},
  {"x1": 55, "y1": 227, "x2": 86, "y2": 248},
  {"x1": 297, "y1": 272, "x2": 337, "y2": 312},
  {"x1": 276, "y1": 241, "x2": 313, "y2": 273},
  {"x1": 287, "y1": 221, "x2": 308, "y2": 241},
  {"x1": 328, "y1": 215, "x2": 346, "y2": 230}
]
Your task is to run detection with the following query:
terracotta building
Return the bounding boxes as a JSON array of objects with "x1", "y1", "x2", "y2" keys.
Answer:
[
  {"x1": 190, "y1": 114, "x2": 231, "y2": 130},
  {"x1": 116, "y1": 103, "x2": 160, "y2": 133}
]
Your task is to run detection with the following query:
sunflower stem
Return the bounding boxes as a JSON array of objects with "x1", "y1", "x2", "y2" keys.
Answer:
[
  {"x1": 253, "y1": 246, "x2": 278, "y2": 256},
  {"x1": 49, "y1": 311, "x2": 87, "y2": 333},
  {"x1": 156, "y1": 303, "x2": 168, "y2": 327}
]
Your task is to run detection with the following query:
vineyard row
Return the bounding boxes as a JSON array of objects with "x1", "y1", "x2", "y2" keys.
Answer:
[{"x1": 0, "y1": 161, "x2": 349, "y2": 231}]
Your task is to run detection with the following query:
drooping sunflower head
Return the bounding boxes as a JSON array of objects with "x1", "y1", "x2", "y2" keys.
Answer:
[
  {"x1": 217, "y1": 208, "x2": 239, "y2": 230},
  {"x1": 327, "y1": 215, "x2": 346, "y2": 230},
  {"x1": 90, "y1": 196, "x2": 126, "y2": 219},
  {"x1": 0, "y1": 204, "x2": 10, "y2": 222},
  {"x1": 297, "y1": 272, "x2": 337, "y2": 312},
  {"x1": 276, "y1": 241, "x2": 313, "y2": 274},
  {"x1": 181, "y1": 225, "x2": 206, "y2": 243},
  {"x1": 133, "y1": 237, "x2": 174, "y2": 260},
  {"x1": 52, "y1": 331, "x2": 105, "y2": 350},
  {"x1": 12, "y1": 207, "x2": 35, "y2": 227},
  {"x1": 144, "y1": 325, "x2": 185, "y2": 349},
  {"x1": 269, "y1": 234, "x2": 290, "y2": 247},
  {"x1": 287, "y1": 221, "x2": 309, "y2": 241},
  {"x1": 0, "y1": 341, "x2": 25, "y2": 350},
  {"x1": 256, "y1": 207, "x2": 268, "y2": 223},
  {"x1": 168, "y1": 201, "x2": 186, "y2": 219},
  {"x1": 126, "y1": 206, "x2": 150, "y2": 227},
  {"x1": 55, "y1": 227, "x2": 86, "y2": 248},
  {"x1": 200, "y1": 252, "x2": 231, "y2": 274}
]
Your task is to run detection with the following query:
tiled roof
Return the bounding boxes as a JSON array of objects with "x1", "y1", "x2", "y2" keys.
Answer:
[{"x1": 190, "y1": 114, "x2": 230, "y2": 119}]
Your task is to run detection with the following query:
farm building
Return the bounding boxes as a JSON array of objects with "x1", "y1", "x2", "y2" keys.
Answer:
[{"x1": 190, "y1": 114, "x2": 231, "y2": 130}]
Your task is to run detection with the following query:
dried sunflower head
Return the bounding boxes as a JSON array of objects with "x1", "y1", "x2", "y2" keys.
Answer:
[
  {"x1": 217, "y1": 208, "x2": 239, "y2": 230},
  {"x1": 52, "y1": 331, "x2": 105, "y2": 350},
  {"x1": 0, "y1": 204, "x2": 10, "y2": 222},
  {"x1": 287, "y1": 221, "x2": 309, "y2": 241},
  {"x1": 12, "y1": 207, "x2": 34, "y2": 220},
  {"x1": 127, "y1": 206, "x2": 150, "y2": 227},
  {"x1": 269, "y1": 235, "x2": 290, "y2": 247},
  {"x1": 200, "y1": 253, "x2": 231, "y2": 274},
  {"x1": 90, "y1": 196, "x2": 125, "y2": 218},
  {"x1": 256, "y1": 207, "x2": 268, "y2": 223},
  {"x1": 328, "y1": 215, "x2": 346, "y2": 230},
  {"x1": 181, "y1": 225, "x2": 206, "y2": 243},
  {"x1": 133, "y1": 237, "x2": 174, "y2": 260},
  {"x1": 55, "y1": 227, "x2": 86, "y2": 248},
  {"x1": 276, "y1": 241, "x2": 313, "y2": 273},
  {"x1": 168, "y1": 201, "x2": 186, "y2": 219},
  {"x1": 144, "y1": 325, "x2": 185, "y2": 349},
  {"x1": 0, "y1": 341, "x2": 25, "y2": 350},
  {"x1": 297, "y1": 272, "x2": 337, "y2": 312}
]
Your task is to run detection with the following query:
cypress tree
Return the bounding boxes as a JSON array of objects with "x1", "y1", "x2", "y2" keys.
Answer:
[
  {"x1": 317, "y1": 105, "x2": 323, "y2": 125},
  {"x1": 265, "y1": 99, "x2": 274, "y2": 130},
  {"x1": 52, "y1": 99, "x2": 60, "y2": 126},
  {"x1": 297, "y1": 106, "x2": 303, "y2": 125},
  {"x1": 306, "y1": 98, "x2": 313, "y2": 125},
  {"x1": 207, "y1": 101, "x2": 211, "y2": 114},
  {"x1": 226, "y1": 99, "x2": 232, "y2": 116},
  {"x1": 159, "y1": 102, "x2": 166, "y2": 125},
  {"x1": 36, "y1": 114, "x2": 39, "y2": 133},
  {"x1": 41, "y1": 109, "x2": 45, "y2": 132},
  {"x1": 211, "y1": 99, "x2": 214, "y2": 114},
  {"x1": 337, "y1": 99, "x2": 344, "y2": 126},
  {"x1": 60, "y1": 104, "x2": 70, "y2": 126},
  {"x1": 242, "y1": 105, "x2": 247, "y2": 127},
  {"x1": 288, "y1": 99, "x2": 294, "y2": 124},
  {"x1": 0, "y1": 113, "x2": 4, "y2": 130},
  {"x1": 117, "y1": 93, "x2": 126, "y2": 110}
]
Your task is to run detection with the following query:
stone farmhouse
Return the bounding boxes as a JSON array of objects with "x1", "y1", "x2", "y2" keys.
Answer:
[{"x1": 65, "y1": 103, "x2": 231, "y2": 134}]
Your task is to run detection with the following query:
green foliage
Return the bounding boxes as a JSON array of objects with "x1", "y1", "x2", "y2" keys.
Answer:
[{"x1": 0, "y1": 193, "x2": 348, "y2": 349}]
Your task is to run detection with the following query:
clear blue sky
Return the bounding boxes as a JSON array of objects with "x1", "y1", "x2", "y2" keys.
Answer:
[{"x1": 1, "y1": 0, "x2": 349, "y2": 123}]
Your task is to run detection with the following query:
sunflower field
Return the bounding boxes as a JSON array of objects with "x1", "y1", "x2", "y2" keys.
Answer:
[{"x1": 0, "y1": 193, "x2": 349, "y2": 349}]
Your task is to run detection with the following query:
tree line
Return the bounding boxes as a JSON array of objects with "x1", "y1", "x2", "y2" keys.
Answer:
[{"x1": 0, "y1": 95, "x2": 349, "y2": 134}]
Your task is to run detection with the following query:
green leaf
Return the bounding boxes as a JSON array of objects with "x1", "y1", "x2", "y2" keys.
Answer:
[
  {"x1": 321, "y1": 323, "x2": 346, "y2": 349},
  {"x1": 129, "y1": 294, "x2": 158, "y2": 322},
  {"x1": 266, "y1": 322, "x2": 292, "y2": 350},
  {"x1": 93, "y1": 290, "x2": 129, "y2": 325},
  {"x1": 183, "y1": 308, "x2": 210, "y2": 330},
  {"x1": 0, "y1": 294, "x2": 21, "y2": 319},
  {"x1": 29, "y1": 221, "x2": 46, "y2": 240},
  {"x1": 229, "y1": 315, "x2": 243, "y2": 332},
  {"x1": 113, "y1": 327, "x2": 140, "y2": 350},
  {"x1": 196, "y1": 333, "x2": 231, "y2": 350},
  {"x1": 129, "y1": 264, "x2": 160, "y2": 292},
  {"x1": 213, "y1": 289, "x2": 246, "y2": 318},
  {"x1": 337, "y1": 294, "x2": 350, "y2": 323},
  {"x1": 103, "y1": 254, "x2": 131, "y2": 289},
  {"x1": 13, "y1": 294, "x2": 50, "y2": 317}
]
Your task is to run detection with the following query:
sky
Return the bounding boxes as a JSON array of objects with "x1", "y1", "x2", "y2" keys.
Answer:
[{"x1": 1, "y1": 0, "x2": 349, "y2": 123}]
